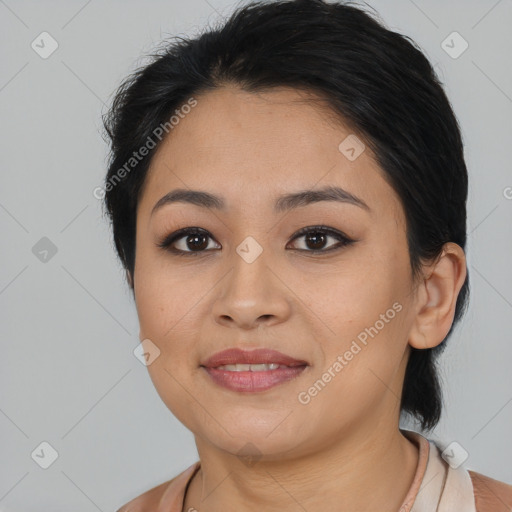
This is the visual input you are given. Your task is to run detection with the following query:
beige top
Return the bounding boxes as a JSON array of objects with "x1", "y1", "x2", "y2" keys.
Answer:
[
  {"x1": 117, "y1": 429, "x2": 512, "y2": 511},
  {"x1": 401, "y1": 429, "x2": 476, "y2": 512}
]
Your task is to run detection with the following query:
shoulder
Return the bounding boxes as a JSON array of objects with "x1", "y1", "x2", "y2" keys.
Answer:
[
  {"x1": 115, "y1": 462, "x2": 200, "y2": 512},
  {"x1": 468, "y1": 470, "x2": 512, "y2": 512}
]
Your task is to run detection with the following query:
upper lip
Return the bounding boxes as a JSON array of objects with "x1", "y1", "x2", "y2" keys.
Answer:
[{"x1": 201, "y1": 348, "x2": 308, "y2": 368}]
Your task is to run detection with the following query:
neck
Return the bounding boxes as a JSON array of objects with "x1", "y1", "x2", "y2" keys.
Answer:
[{"x1": 183, "y1": 423, "x2": 419, "y2": 512}]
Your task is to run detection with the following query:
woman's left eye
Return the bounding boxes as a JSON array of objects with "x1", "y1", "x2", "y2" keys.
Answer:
[
  {"x1": 157, "y1": 225, "x2": 355, "y2": 256},
  {"x1": 288, "y1": 226, "x2": 354, "y2": 252}
]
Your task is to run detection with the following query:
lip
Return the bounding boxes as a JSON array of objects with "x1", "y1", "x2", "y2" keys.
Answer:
[
  {"x1": 201, "y1": 348, "x2": 308, "y2": 368},
  {"x1": 200, "y1": 348, "x2": 309, "y2": 393}
]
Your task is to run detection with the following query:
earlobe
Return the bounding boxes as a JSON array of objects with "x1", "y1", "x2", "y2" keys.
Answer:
[{"x1": 408, "y1": 242, "x2": 467, "y2": 350}]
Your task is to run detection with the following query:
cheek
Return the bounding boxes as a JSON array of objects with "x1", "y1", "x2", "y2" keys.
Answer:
[
  {"x1": 134, "y1": 247, "x2": 200, "y2": 340},
  {"x1": 302, "y1": 252, "x2": 398, "y2": 333},
  {"x1": 134, "y1": 268, "x2": 205, "y2": 428},
  {"x1": 304, "y1": 250, "x2": 410, "y2": 385},
  {"x1": 145, "y1": 358, "x2": 202, "y2": 434},
  {"x1": 298, "y1": 305, "x2": 408, "y2": 435}
]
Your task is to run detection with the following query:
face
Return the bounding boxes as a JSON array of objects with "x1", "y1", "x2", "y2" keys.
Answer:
[{"x1": 133, "y1": 86, "x2": 421, "y2": 460}]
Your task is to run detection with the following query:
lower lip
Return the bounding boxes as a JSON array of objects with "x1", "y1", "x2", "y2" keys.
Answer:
[{"x1": 202, "y1": 365, "x2": 307, "y2": 392}]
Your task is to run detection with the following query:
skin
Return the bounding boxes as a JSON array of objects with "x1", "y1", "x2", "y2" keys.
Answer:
[{"x1": 132, "y1": 85, "x2": 467, "y2": 512}]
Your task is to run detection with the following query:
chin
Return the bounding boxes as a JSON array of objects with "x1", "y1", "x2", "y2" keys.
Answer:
[{"x1": 196, "y1": 415, "x2": 310, "y2": 459}]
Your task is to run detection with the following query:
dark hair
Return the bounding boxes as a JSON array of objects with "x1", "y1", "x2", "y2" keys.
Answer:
[{"x1": 102, "y1": 0, "x2": 470, "y2": 433}]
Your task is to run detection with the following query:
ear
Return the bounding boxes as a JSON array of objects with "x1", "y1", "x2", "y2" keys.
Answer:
[{"x1": 408, "y1": 242, "x2": 467, "y2": 350}]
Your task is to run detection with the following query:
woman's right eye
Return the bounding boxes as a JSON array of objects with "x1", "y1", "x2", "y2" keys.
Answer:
[{"x1": 157, "y1": 228, "x2": 220, "y2": 257}]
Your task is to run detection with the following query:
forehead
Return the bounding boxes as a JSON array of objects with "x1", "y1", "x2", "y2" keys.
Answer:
[{"x1": 138, "y1": 86, "x2": 403, "y2": 223}]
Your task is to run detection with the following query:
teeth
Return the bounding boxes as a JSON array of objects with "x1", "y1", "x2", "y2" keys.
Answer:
[{"x1": 216, "y1": 363, "x2": 282, "y2": 371}]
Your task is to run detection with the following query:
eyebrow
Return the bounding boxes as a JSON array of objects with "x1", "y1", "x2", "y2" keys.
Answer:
[{"x1": 150, "y1": 185, "x2": 370, "y2": 217}]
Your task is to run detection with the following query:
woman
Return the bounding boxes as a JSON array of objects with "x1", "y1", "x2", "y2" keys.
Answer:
[{"x1": 102, "y1": 0, "x2": 512, "y2": 510}]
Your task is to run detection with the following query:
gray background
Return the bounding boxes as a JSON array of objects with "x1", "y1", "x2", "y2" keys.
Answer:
[{"x1": 1, "y1": 0, "x2": 511, "y2": 510}]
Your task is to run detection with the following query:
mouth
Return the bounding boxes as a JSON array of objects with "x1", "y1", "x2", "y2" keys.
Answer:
[
  {"x1": 200, "y1": 348, "x2": 309, "y2": 392},
  {"x1": 213, "y1": 363, "x2": 295, "y2": 371}
]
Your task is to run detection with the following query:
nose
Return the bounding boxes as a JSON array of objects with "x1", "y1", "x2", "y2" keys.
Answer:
[{"x1": 210, "y1": 246, "x2": 292, "y2": 330}]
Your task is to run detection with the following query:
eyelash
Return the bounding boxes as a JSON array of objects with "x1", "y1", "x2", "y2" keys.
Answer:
[{"x1": 156, "y1": 225, "x2": 355, "y2": 257}]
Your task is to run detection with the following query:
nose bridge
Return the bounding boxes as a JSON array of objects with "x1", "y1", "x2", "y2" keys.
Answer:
[
  {"x1": 229, "y1": 232, "x2": 272, "y2": 298},
  {"x1": 212, "y1": 231, "x2": 290, "y2": 327}
]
